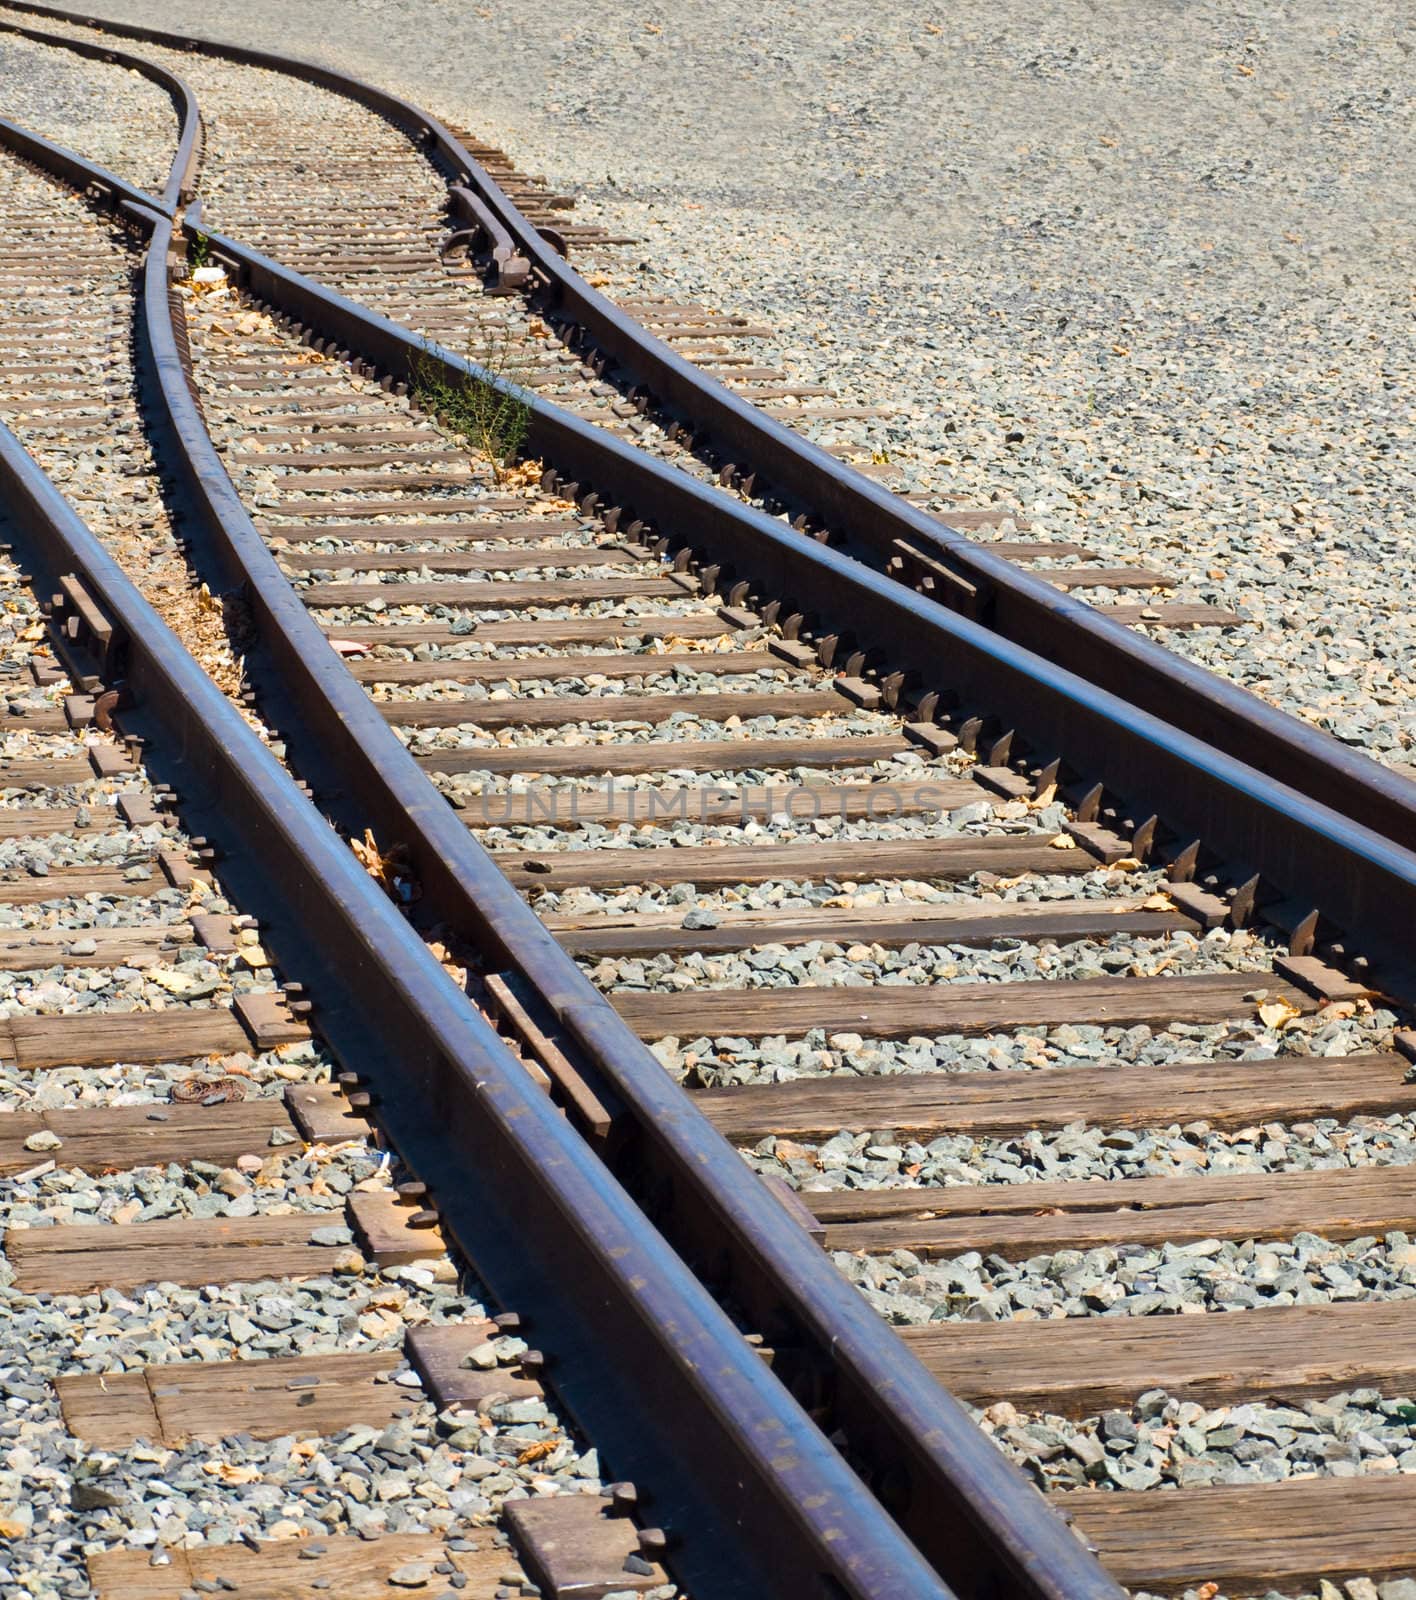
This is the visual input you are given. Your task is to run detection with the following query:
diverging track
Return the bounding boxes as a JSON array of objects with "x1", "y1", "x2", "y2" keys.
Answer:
[
  {"x1": 0, "y1": 93, "x2": 970, "y2": 1600},
  {"x1": 5, "y1": 0, "x2": 1416, "y2": 851},
  {"x1": 3, "y1": 15, "x2": 1416, "y2": 1600}
]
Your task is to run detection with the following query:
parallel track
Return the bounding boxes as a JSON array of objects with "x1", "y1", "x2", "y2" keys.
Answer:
[{"x1": 2, "y1": 14, "x2": 1416, "y2": 1600}]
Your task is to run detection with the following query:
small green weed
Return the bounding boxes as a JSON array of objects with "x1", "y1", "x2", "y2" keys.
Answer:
[
  {"x1": 189, "y1": 231, "x2": 211, "y2": 274},
  {"x1": 411, "y1": 325, "x2": 533, "y2": 485}
]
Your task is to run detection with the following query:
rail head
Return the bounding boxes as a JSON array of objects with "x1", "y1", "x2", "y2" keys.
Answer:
[
  {"x1": 161, "y1": 203, "x2": 1416, "y2": 1600},
  {"x1": 77, "y1": 95, "x2": 1413, "y2": 1582},
  {"x1": 0, "y1": 14, "x2": 200, "y2": 206},
  {"x1": 146, "y1": 215, "x2": 1110, "y2": 1600}
]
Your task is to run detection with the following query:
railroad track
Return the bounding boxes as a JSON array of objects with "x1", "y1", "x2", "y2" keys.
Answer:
[
  {"x1": 0, "y1": 73, "x2": 975, "y2": 1600},
  {"x1": 17, "y1": 0, "x2": 1416, "y2": 858},
  {"x1": 0, "y1": 0, "x2": 1233, "y2": 636},
  {"x1": 3, "y1": 13, "x2": 1416, "y2": 1600}
]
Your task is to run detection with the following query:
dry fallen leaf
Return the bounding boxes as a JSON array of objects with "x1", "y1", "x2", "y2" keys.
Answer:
[
  {"x1": 1142, "y1": 891, "x2": 1175, "y2": 911},
  {"x1": 1257, "y1": 998, "x2": 1302, "y2": 1029},
  {"x1": 202, "y1": 1461, "x2": 262, "y2": 1484},
  {"x1": 351, "y1": 828, "x2": 401, "y2": 887},
  {"x1": 1131, "y1": 955, "x2": 1174, "y2": 978},
  {"x1": 517, "y1": 1436, "x2": 561, "y2": 1465},
  {"x1": 1048, "y1": 834, "x2": 1075, "y2": 849},
  {"x1": 503, "y1": 458, "x2": 545, "y2": 488}
]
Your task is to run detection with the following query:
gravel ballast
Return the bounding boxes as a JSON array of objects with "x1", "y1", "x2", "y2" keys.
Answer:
[
  {"x1": 1, "y1": 8, "x2": 1410, "y2": 1594},
  {"x1": 8, "y1": 0, "x2": 1408, "y2": 768}
]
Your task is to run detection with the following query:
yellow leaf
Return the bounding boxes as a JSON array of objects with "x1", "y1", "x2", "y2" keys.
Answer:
[
  {"x1": 1142, "y1": 891, "x2": 1175, "y2": 911},
  {"x1": 203, "y1": 1461, "x2": 262, "y2": 1484},
  {"x1": 517, "y1": 1435, "x2": 560, "y2": 1464},
  {"x1": 1257, "y1": 998, "x2": 1301, "y2": 1029},
  {"x1": 1048, "y1": 834, "x2": 1075, "y2": 849}
]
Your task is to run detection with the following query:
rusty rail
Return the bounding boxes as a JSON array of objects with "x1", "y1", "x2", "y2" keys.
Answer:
[
  {"x1": 445, "y1": 181, "x2": 530, "y2": 291},
  {"x1": 10, "y1": 17, "x2": 1416, "y2": 1597},
  {"x1": 0, "y1": 124, "x2": 966, "y2": 1600},
  {"x1": 0, "y1": 53, "x2": 1124, "y2": 1600},
  {"x1": 11, "y1": 65, "x2": 1416, "y2": 1593}
]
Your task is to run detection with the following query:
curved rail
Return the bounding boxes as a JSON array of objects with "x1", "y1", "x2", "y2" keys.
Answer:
[
  {"x1": 0, "y1": 10, "x2": 199, "y2": 206},
  {"x1": 190, "y1": 221, "x2": 1416, "y2": 974},
  {"x1": 152, "y1": 221, "x2": 1118, "y2": 1600},
  {"x1": 11, "y1": 24, "x2": 1416, "y2": 1597},
  {"x1": 0, "y1": 78, "x2": 1124, "y2": 1600},
  {"x1": 25, "y1": 86, "x2": 1416, "y2": 1596},
  {"x1": 165, "y1": 204, "x2": 1416, "y2": 1595},
  {"x1": 6, "y1": 0, "x2": 1416, "y2": 856},
  {"x1": 0, "y1": 142, "x2": 966, "y2": 1600}
]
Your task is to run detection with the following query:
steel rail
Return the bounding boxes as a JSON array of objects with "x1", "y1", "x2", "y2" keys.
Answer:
[
  {"x1": 0, "y1": 11, "x2": 199, "y2": 206},
  {"x1": 0, "y1": 163, "x2": 967, "y2": 1600},
  {"x1": 446, "y1": 181, "x2": 530, "y2": 291},
  {"x1": 189, "y1": 222, "x2": 1416, "y2": 977},
  {"x1": 0, "y1": 91, "x2": 1126, "y2": 1600},
  {"x1": 152, "y1": 224, "x2": 1119, "y2": 1600},
  {"x1": 10, "y1": 24, "x2": 1416, "y2": 1588},
  {"x1": 120, "y1": 161, "x2": 1416, "y2": 1598},
  {"x1": 28, "y1": 96, "x2": 1416, "y2": 1598},
  {"x1": 6, "y1": 0, "x2": 1415, "y2": 853}
]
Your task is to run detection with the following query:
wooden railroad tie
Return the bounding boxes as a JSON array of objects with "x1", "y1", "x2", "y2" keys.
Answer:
[
  {"x1": 421, "y1": 732, "x2": 910, "y2": 779},
  {"x1": 904, "y1": 1298, "x2": 1416, "y2": 1417},
  {"x1": 1070, "y1": 1475, "x2": 1416, "y2": 1594},
  {"x1": 819, "y1": 1164, "x2": 1416, "y2": 1260},
  {"x1": 7, "y1": 1191, "x2": 442, "y2": 1296},
  {"x1": 494, "y1": 833, "x2": 1095, "y2": 891},
  {"x1": 85, "y1": 1495, "x2": 668, "y2": 1599},
  {"x1": 610, "y1": 971, "x2": 1320, "y2": 1042},
  {"x1": 693, "y1": 1050, "x2": 1416, "y2": 1143}
]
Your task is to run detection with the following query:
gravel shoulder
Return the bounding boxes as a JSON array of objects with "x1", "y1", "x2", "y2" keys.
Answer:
[{"x1": 0, "y1": 30, "x2": 174, "y2": 194}]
